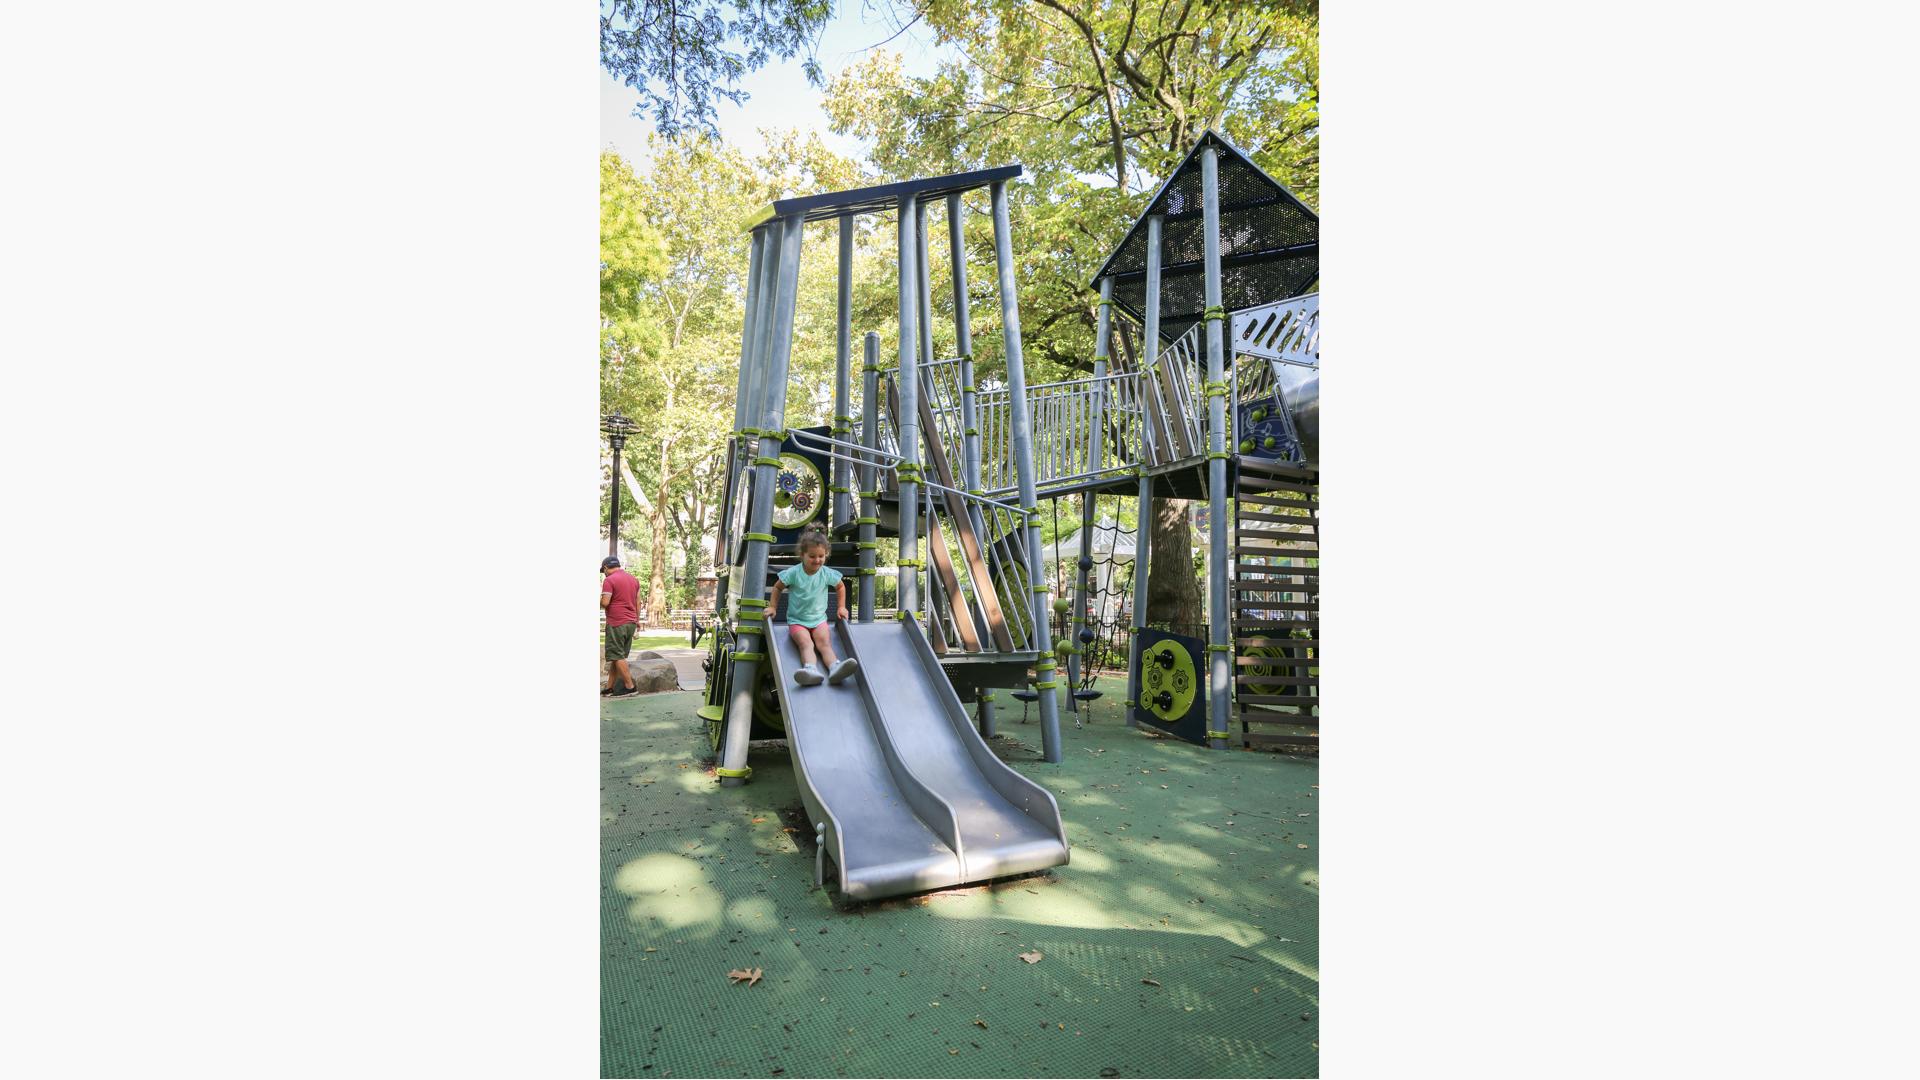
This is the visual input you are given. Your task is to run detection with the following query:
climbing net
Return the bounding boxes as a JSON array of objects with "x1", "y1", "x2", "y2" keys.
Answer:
[{"x1": 1047, "y1": 493, "x2": 1135, "y2": 695}]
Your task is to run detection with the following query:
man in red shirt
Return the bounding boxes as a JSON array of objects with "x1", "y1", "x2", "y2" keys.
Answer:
[{"x1": 601, "y1": 556, "x2": 642, "y2": 695}]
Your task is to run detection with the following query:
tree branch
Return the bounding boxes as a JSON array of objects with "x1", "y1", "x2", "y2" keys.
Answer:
[{"x1": 1032, "y1": 0, "x2": 1129, "y2": 192}]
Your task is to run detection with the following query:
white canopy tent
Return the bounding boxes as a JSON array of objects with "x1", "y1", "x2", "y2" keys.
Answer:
[{"x1": 1039, "y1": 517, "x2": 1136, "y2": 626}]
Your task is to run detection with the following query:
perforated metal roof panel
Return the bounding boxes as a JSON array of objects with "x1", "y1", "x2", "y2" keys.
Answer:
[{"x1": 1092, "y1": 131, "x2": 1317, "y2": 343}]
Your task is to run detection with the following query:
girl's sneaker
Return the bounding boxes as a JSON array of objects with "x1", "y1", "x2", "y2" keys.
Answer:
[
  {"x1": 793, "y1": 665, "x2": 825, "y2": 686},
  {"x1": 827, "y1": 658, "x2": 859, "y2": 685}
]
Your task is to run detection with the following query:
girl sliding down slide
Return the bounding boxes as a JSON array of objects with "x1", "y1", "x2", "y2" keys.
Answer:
[{"x1": 768, "y1": 527, "x2": 858, "y2": 687}]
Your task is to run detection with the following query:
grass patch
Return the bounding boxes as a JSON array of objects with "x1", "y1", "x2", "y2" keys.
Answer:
[{"x1": 600, "y1": 630, "x2": 698, "y2": 654}]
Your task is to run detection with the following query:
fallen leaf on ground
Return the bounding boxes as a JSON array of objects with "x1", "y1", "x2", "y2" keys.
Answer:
[
  {"x1": 973, "y1": 1019, "x2": 988, "y2": 1029},
  {"x1": 1141, "y1": 978, "x2": 1161, "y2": 986},
  {"x1": 1297, "y1": 843, "x2": 1309, "y2": 849},
  {"x1": 751, "y1": 817, "x2": 765, "y2": 823},
  {"x1": 1018, "y1": 951, "x2": 1043, "y2": 964},
  {"x1": 726, "y1": 967, "x2": 764, "y2": 986}
]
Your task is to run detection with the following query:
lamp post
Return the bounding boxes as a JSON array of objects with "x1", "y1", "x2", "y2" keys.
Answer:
[{"x1": 603, "y1": 411, "x2": 637, "y2": 559}]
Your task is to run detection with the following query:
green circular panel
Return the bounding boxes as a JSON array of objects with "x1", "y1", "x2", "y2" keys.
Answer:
[{"x1": 1139, "y1": 640, "x2": 1197, "y2": 723}]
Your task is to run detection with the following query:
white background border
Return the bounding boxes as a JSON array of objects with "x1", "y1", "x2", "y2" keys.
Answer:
[{"x1": 3, "y1": 2, "x2": 1913, "y2": 1076}]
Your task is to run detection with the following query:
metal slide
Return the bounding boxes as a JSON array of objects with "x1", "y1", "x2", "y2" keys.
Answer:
[{"x1": 768, "y1": 618, "x2": 1069, "y2": 901}]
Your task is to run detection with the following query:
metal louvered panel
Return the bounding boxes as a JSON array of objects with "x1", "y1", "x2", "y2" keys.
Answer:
[
  {"x1": 1231, "y1": 460, "x2": 1319, "y2": 750},
  {"x1": 1231, "y1": 294, "x2": 1319, "y2": 370}
]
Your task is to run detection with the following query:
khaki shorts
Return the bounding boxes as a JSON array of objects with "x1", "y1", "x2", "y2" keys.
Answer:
[{"x1": 605, "y1": 622, "x2": 636, "y2": 661}]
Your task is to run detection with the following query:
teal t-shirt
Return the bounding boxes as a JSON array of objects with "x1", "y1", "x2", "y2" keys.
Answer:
[{"x1": 777, "y1": 563, "x2": 843, "y2": 628}]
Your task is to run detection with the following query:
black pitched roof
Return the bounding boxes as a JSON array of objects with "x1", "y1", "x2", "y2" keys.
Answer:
[{"x1": 1092, "y1": 131, "x2": 1317, "y2": 343}]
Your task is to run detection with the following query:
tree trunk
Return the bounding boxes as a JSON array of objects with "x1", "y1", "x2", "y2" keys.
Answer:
[{"x1": 1145, "y1": 498, "x2": 1204, "y2": 631}]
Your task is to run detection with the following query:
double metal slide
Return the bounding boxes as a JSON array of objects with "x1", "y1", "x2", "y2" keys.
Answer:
[{"x1": 768, "y1": 618, "x2": 1070, "y2": 901}]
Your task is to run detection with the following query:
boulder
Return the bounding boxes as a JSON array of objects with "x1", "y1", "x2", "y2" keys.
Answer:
[
  {"x1": 636, "y1": 650, "x2": 664, "y2": 660},
  {"x1": 627, "y1": 657, "x2": 682, "y2": 694}
]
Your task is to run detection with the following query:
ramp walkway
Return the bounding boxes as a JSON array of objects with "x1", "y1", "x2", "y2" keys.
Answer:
[{"x1": 768, "y1": 617, "x2": 1069, "y2": 901}]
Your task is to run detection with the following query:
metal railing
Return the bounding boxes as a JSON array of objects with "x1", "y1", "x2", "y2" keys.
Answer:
[{"x1": 968, "y1": 371, "x2": 1148, "y2": 498}]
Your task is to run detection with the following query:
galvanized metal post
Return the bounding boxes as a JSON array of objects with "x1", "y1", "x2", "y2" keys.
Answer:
[
  {"x1": 947, "y1": 199, "x2": 1000, "y2": 733},
  {"x1": 730, "y1": 228, "x2": 768, "y2": 443},
  {"x1": 1070, "y1": 276, "x2": 1115, "y2": 711},
  {"x1": 720, "y1": 212, "x2": 805, "y2": 787},
  {"x1": 1128, "y1": 214, "x2": 1164, "y2": 729},
  {"x1": 912, "y1": 196, "x2": 940, "y2": 628},
  {"x1": 947, "y1": 193, "x2": 972, "y2": 357},
  {"x1": 718, "y1": 227, "x2": 770, "y2": 567},
  {"x1": 858, "y1": 332, "x2": 880, "y2": 621},
  {"x1": 989, "y1": 180, "x2": 1061, "y2": 763},
  {"x1": 895, "y1": 195, "x2": 922, "y2": 619},
  {"x1": 949, "y1": 197, "x2": 991, "y2": 585},
  {"x1": 1200, "y1": 146, "x2": 1231, "y2": 751},
  {"x1": 832, "y1": 213, "x2": 854, "y2": 530},
  {"x1": 743, "y1": 219, "x2": 783, "y2": 460},
  {"x1": 914, "y1": 198, "x2": 937, "y2": 396}
]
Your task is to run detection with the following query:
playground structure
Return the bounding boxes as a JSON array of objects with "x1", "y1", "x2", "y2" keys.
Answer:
[{"x1": 695, "y1": 131, "x2": 1317, "y2": 900}]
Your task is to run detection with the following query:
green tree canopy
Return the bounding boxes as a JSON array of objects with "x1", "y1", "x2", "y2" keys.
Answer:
[
  {"x1": 602, "y1": 0, "x2": 835, "y2": 138},
  {"x1": 824, "y1": 0, "x2": 1317, "y2": 376}
]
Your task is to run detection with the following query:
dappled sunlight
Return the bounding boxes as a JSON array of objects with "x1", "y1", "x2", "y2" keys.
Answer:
[
  {"x1": 1128, "y1": 840, "x2": 1220, "y2": 870},
  {"x1": 1123, "y1": 881, "x2": 1177, "y2": 908},
  {"x1": 1174, "y1": 820, "x2": 1226, "y2": 842},
  {"x1": 920, "y1": 888, "x2": 999, "y2": 920},
  {"x1": 931, "y1": 887, "x2": 1130, "y2": 932},
  {"x1": 725, "y1": 894, "x2": 780, "y2": 929},
  {"x1": 613, "y1": 853, "x2": 723, "y2": 932},
  {"x1": 617, "y1": 749, "x2": 689, "y2": 768},
  {"x1": 1255, "y1": 943, "x2": 1320, "y2": 985}
]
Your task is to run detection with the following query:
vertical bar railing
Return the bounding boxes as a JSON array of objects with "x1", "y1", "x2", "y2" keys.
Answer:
[{"x1": 857, "y1": 332, "x2": 880, "y2": 621}]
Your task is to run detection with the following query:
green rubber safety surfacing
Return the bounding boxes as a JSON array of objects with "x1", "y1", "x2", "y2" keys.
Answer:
[{"x1": 603, "y1": 689, "x2": 1319, "y2": 1078}]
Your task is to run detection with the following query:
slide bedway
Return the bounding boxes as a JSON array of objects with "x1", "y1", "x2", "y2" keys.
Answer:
[{"x1": 768, "y1": 616, "x2": 1067, "y2": 900}]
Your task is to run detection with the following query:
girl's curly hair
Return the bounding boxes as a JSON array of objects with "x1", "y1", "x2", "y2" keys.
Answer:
[{"x1": 794, "y1": 526, "x2": 830, "y2": 556}]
